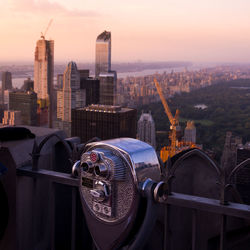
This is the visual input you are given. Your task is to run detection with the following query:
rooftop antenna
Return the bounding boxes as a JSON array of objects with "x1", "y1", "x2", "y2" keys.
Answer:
[{"x1": 41, "y1": 19, "x2": 53, "y2": 40}]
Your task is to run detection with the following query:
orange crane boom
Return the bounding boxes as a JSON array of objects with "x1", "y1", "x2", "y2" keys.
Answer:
[
  {"x1": 41, "y1": 19, "x2": 53, "y2": 39},
  {"x1": 154, "y1": 78, "x2": 174, "y2": 125},
  {"x1": 154, "y1": 78, "x2": 180, "y2": 158}
]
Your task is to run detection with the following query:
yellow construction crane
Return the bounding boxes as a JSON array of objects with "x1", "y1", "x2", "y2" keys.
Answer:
[
  {"x1": 154, "y1": 78, "x2": 180, "y2": 159},
  {"x1": 154, "y1": 78, "x2": 199, "y2": 162},
  {"x1": 41, "y1": 19, "x2": 53, "y2": 40}
]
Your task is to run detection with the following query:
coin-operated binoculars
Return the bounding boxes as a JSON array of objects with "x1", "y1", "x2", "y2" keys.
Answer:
[{"x1": 72, "y1": 138, "x2": 163, "y2": 250}]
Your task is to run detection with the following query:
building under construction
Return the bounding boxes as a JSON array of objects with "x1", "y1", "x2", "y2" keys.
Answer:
[{"x1": 34, "y1": 20, "x2": 54, "y2": 127}]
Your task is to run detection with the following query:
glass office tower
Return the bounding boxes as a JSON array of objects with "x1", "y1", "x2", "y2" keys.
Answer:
[{"x1": 95, "y1": 31, "x2": 111, "y2": 78}]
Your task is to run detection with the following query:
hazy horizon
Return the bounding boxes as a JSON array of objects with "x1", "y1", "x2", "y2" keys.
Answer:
[
  {"x1": 1, "y1": 0, "x2": 250, "y2": 63},
  {"x1": 1, "y1": 60, "x2": 250, "y2": 65}
]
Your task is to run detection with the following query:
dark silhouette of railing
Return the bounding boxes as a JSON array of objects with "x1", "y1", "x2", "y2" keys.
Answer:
[{"x1": 17, "y1": 135, "x2": 250, "y2": 250}]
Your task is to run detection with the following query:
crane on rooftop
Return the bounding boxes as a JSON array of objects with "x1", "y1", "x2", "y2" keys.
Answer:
[
  {"x1": 154, "y1": 78, "x2": 198, "y2": 162},
  {"x1": 41, "y1": 19, "x2": 53, "y2": 40},
  {"x1": 154, "y1": 78, "x2": 180, "y2": 158}
]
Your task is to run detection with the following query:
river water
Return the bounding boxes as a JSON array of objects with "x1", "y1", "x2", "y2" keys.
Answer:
[{"x1": 2, "y1": 63, "x2": 212, "y2": 89}]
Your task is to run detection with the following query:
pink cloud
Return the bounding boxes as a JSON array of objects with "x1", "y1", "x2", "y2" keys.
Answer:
[{"x1": 10, "y1": 0, "x2": 99, "y2": 17}]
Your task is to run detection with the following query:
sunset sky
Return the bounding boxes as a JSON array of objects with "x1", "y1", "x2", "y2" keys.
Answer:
[{"x1": 1, "y1": 0, "x2": 250, "y2": 63}]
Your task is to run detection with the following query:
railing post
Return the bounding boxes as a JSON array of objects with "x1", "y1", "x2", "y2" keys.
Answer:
[
  {"x1": 192, "y1": 209, "x2": 197, "y2": 250},
  {"x1": 164, "y1": 205, "x2": 171, "y2": 250},
  {"x1": 219, "y1": 215, "x2": 227, "y2": 250},
  {"x1": 32, "y1": 179, "x2": 37, "y2": 249},
  {"x1": 71, "y1": 187, "x2": 76, "y2": 250},
  {"x1": 50, "y1": 182, "x2": 55, "y2": 250},
  {"x1": 220, "y1": 169, "x2": 228, "y2": 205}
]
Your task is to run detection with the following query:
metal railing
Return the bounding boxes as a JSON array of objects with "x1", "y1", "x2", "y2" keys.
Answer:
[
  {"x1": 16, "y1": 134, "x2": 80, "y2": 250},
  {"x1": 158, "y1": 149, "x2": 250, "y2": 250},
  {"x1": 16, "y1": 135, "x2": 250, "y2": 250}
]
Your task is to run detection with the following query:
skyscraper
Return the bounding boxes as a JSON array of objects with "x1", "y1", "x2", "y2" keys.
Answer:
[
  {"x1": 21, "y1": 77, "x2": 34, "y2": 92},
  {"x1": 95, "y1": 30, "x2": 111, "y2": 78},
  {"x1": 1, "y1": 71, "x2": 12, "y2": 105},
  {"x1": 79, "y1": 70, "x2": 100, "y2": 106},
  {"x1": 9, "y1": 91, "x2": 37, "y2": 126},
  {"x1": 95, "y1": 31, "x2": 117, "y2": 106},
  {"x1": 56, "y1": 62, "x2": 86, "y2": 136},
  {"x1": 71, "y1": 105, "x2": 137, "y2": 143},
  {"x1": 2, "y1": 110, "x2": 22, "y2": 126},
  {"x1": 56, "y1": 74, "x2": 63, "y2": 89},
  {"x1": 99, "y1": 71, "x2": 117, "y2": 105},
  {"x1": 3, "y1": 89, "x2": 12, "y2": 109},
  {"x1": 184, "y1": 121, "x2": 196, "y2": 143},
  {"x1": 137, "y1": 112, "x2": 156, "y2": 148},
  {"x1": 34, "y1": 38, "x2": 54, "y2": 127}
]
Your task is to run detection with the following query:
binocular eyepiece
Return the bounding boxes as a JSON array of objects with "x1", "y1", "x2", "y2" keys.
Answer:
[{"x1": 79, "y1": 151, "x2": 110, "y2": 178}]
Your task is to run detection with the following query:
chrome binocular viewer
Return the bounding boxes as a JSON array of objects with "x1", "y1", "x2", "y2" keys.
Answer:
[{"x1": 73, "y1": 138, "x2": 162, "y2": 250}]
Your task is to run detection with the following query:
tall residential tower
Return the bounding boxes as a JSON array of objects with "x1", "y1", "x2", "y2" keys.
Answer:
[
  {"x1": 56, "y1": 62, "x2": 86, "y2": 136},
  {"x1": 95, "y1": 31, "x2": 111, "y2": 78},
  {"x1": 96, "y1": 30, "x2": 117, "y2": 105},
  {"x1": 34, "y1": 38, "x2": 54, "y2": 127}
]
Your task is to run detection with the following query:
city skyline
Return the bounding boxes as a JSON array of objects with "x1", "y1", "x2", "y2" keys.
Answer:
[{"x1": 1, "y1": 0, "x2": 250, "y2": 63}]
